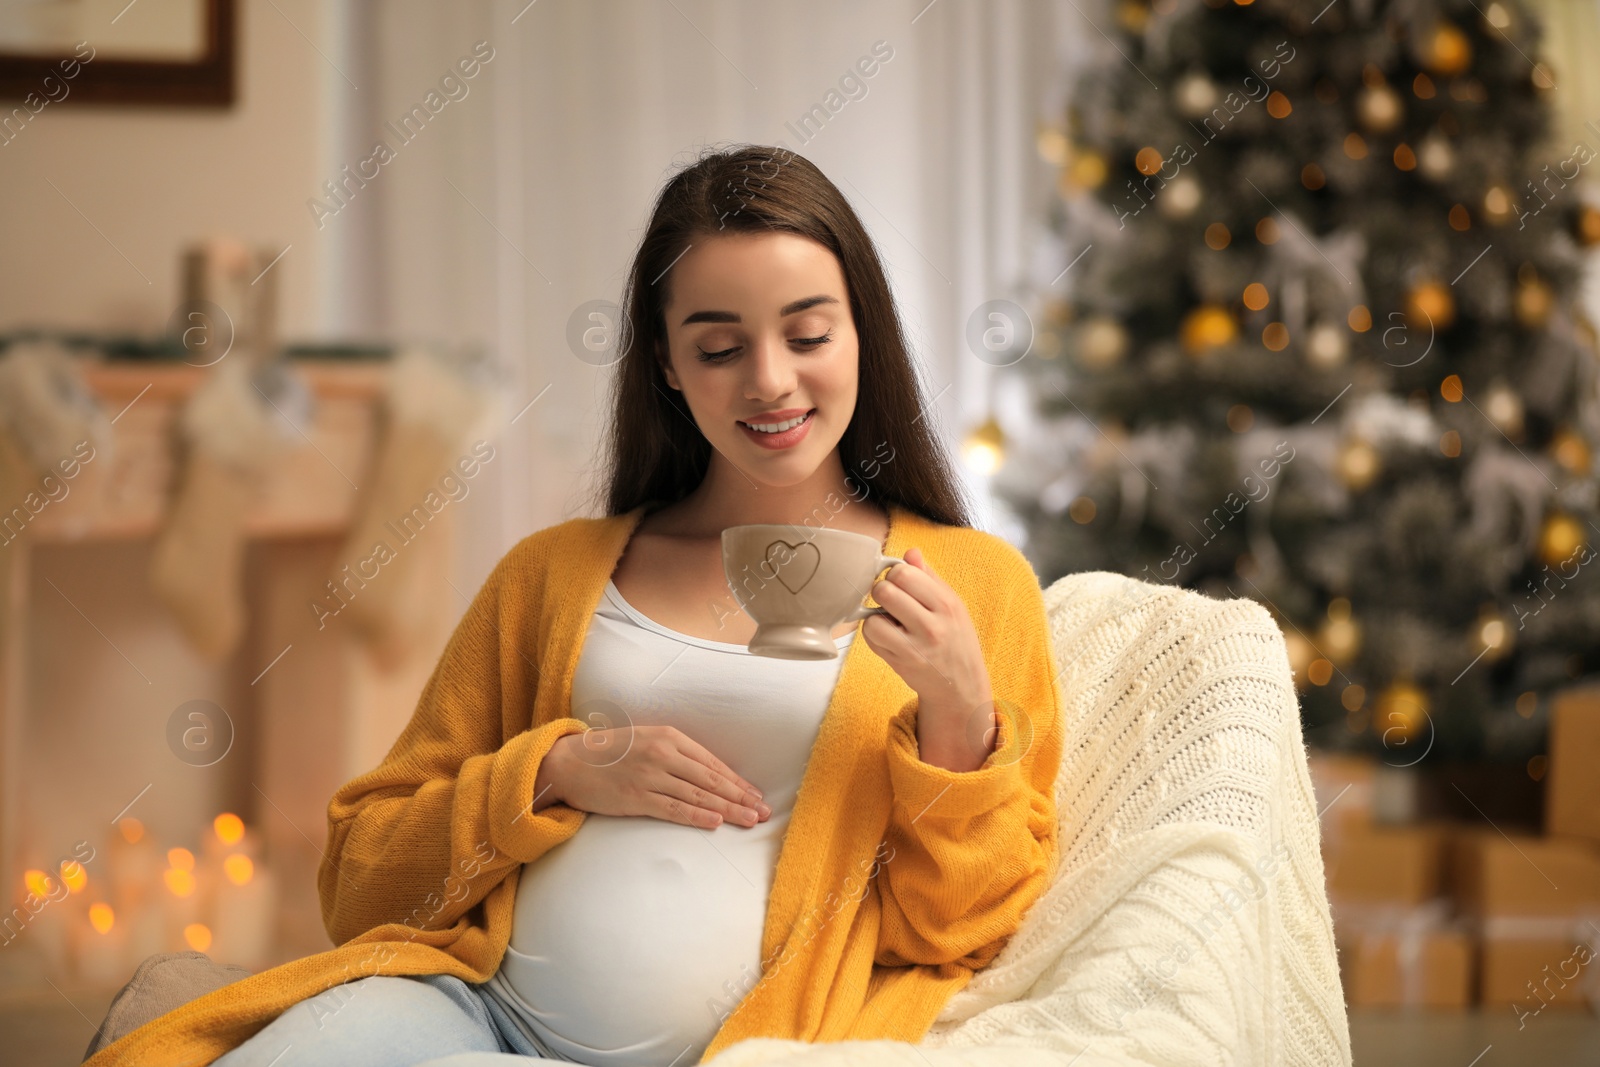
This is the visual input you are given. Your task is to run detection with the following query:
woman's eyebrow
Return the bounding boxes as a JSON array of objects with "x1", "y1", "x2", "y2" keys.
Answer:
[{"x1": 680, "y1": 294, "x2": 839, "y2": 326}]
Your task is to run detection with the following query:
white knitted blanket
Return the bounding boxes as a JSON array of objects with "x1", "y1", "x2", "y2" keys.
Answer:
[{"x1": 706, "y1": 571, "x2": 1353, "y2": 1067}]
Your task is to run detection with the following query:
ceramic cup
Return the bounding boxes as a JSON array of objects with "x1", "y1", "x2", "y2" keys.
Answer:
[{"x1": 721, "y1": 524, "x2": 905, "y2": 660}]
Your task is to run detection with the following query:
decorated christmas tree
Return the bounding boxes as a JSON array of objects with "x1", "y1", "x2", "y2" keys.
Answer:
[{"x1": 1000, "y1": 0, "x2": 1600, "y2": 764}]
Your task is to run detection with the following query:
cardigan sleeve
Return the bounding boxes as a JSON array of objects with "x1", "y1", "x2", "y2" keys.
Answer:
[
  {"x1": 872, "y1": 563, "x2": 1064, "y2": 971},
  {"x1": 317, "y1": 550, "x2": 592, "y2": 947}
]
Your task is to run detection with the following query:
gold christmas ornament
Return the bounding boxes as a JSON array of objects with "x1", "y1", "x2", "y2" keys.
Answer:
[
  {"x1": 1516, "y1": 276, "x2": 1554, "y2": 328},
  {"x1": 1375, "y1": 680, "x2": 1430, "y2": 746},
  {"x1": 1425, "y1": 23, "x2": 1472, "y2": 75},
  {"x1": 1077, "y1": 316, "x2": 1130, "y2": 368},
  {"x1": 1358, "y1": 84, "x2": 1402, "y2": 131},
  {"x1": 1307, "y1": 322, "x2": 1348, "y2": 368},
  {"x1": 1116, "y1": 0, "x2": 1150, "y2": 32},
  {"x1": 1578, "y1": 206, "x2": 1600, "y2": 246},
  {"x1": 1406, "y1": 280, "x2": 1455, "y2": 329},
  {"x1": 1550, "y1": 427, "x2": 1593, "y2": 475},
  {"x1": 1336, "y1": 437, "x2": 1381, "y2": 490},
  {"x1": 1036, "y1": 127, "x2": 1069, "y2": 166},
  {"x1": 961, "y1": 416, "x2": 1006, "y2": 475},
  {"x1": 1538, "y1": 511, "x2": 1585, "y2": 566},
  {"x1": 1063, "y1": 148, "x2": 1108, "y2": 193},
  {"x1": 1180, "y1": 304, "x2": 1238, "y2": 355}
]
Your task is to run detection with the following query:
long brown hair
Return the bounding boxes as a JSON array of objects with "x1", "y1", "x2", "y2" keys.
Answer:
[{"x1": 594, "y1": 143, "x2": 972, "y2": 529}]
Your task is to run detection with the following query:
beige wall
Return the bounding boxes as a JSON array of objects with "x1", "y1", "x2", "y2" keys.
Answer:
[{"x1": 0, "y1": 0, "x2": 332, "y2": 337}]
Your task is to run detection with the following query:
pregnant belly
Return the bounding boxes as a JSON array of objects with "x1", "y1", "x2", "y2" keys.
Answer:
[{"x1": 500, "y1": 812, "x2": 783, "y2": 1065}]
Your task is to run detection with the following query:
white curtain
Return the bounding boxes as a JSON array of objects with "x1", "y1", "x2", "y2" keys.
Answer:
[{"x1": 319, "y1": 0, "x2": 1067, "y2": 590}]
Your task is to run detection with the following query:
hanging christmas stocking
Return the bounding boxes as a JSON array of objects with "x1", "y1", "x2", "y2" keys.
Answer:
[
  {"x1": 0, "y1": 340, "x2": 116, "y2": 534},
  {"x1": 329, "y1": 347, "x2": 499, "y2": 669},
  {"x1": 149, "y1": 358, "x2": 288, "y2": 662}
]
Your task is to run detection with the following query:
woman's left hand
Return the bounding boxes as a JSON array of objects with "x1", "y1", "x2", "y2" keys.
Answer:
[{"x1": 860, "y1": 547, "x2": 996, "y2": 769}]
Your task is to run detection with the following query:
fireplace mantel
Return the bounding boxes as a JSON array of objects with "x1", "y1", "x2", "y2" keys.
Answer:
[{"x1": 0, "y1": 359, "x2": 452, "y2": 969}]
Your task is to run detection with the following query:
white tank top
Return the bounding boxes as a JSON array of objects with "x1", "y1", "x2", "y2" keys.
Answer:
[{"x1": 481, "y1": 578, "x2": 854, "y2": 1066}]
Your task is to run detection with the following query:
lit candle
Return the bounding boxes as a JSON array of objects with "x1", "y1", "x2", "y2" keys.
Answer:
[
  {"x1": 17, "y1": 868, "x2": 72, "y2": 980},
  {"x1": 202, "y1": 812, "x2": 260, "y2": 864},
  {"x1": 74, "y1": 901, "x2": 130, "y2": 988},
  {"x1": 160, "y1": 847, "x2": 208, "y2": 952},
  {"x1": 108, "y1": 818, "x2": 162, "y2": 920},
  {"x1": 208, "y1": 852, "x2": 277, "y2": 969}
]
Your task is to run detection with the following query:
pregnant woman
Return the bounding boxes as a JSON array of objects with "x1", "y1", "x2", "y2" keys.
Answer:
[{"x1": 83, "y1": 144, "x2": 1064, "y2": 1067}]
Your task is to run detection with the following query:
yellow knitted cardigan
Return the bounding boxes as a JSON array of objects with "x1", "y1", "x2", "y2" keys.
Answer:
[{"x1": 84, "y1": 501, "x2": 1065, "y2": 1067}]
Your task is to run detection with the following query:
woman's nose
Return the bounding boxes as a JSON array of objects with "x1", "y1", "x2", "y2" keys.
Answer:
[{"x1": 743, "y1": 334, "x2": 797, "y2": 399}]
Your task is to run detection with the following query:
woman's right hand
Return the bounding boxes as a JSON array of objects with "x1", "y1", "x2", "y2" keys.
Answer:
[{"x1": 533, "y1": 725, "x2": 772, "y2": 829}]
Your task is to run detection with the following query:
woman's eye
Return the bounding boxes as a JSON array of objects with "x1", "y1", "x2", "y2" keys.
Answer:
[{"x1": 694, "y1": 332, "x2": 832, "y2": 363}]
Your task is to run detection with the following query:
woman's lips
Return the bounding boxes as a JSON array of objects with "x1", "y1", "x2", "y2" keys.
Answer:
[{"x1": 738, "y1": 408, "x2": 815, "y2": 450}]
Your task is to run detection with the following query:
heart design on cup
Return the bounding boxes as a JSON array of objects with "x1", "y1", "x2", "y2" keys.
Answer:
[{"x1": 765, "y1": 539, "x2": 821, "y2": 595}]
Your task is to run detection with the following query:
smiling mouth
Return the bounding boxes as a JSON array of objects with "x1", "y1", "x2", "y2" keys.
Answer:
[{"x1": 738, "y1": 409, "x2": 816, "y2": 433}]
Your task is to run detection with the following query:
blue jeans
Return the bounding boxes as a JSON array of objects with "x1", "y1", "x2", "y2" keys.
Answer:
[{"x1": 210, "y1": 973, "x2": 554, "y2": 1067}]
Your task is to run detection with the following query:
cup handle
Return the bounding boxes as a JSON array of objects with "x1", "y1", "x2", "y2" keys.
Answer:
[{"x1": 845, "y1": 554, "x2": 907, "y2": 622}]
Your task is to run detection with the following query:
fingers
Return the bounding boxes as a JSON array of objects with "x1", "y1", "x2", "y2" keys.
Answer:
[
  {"x1": 674, "y1": 734, "x2": 767, "y2": 810},
  {"x1": 874, "y1": 551, "x2": 948, "y2": 617},
  {"x1": 654, "y1": 737, "x2": 770, "y2": 829}
]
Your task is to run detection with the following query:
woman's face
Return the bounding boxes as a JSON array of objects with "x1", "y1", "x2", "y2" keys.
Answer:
[{"x1": 657, "y1": 231, "x2": 860, "y2": 489}]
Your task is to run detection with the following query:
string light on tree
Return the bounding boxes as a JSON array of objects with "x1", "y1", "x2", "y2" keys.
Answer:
[
  {"x1": 1477, "y1": 605, "x2": 1513, "y2": 661},
  {"x1": 1159, "y1": 174, "x2": 1203, "y2": 218},
  {"x1": 1516, "y1": 268, "x2": 1554, "y2": 328},
  {"x1": 1307, "y1": 322, "x2": 1348, "y2": 367},
  {"x1": 1284, "y1": 629, "x2": 1316, "y2": 689},
  {"x1": 1418, "y1": 134, "x2": 1455, "y2": 179},
  {"x1": 1175, "y1": 71, "x2": 1219, "y2": 117},
  {"x1": 1358, "y1": 84, "x2": 1402, "y2": 131},
  {"x1": 1482, "y1": 380, "x2": 1524, "y2": 437},
  {"x1": 1483, "y1": 185, "x2": 1514, "y2": 224},
  {"x1": 1319, "y1": 597, "x2": 1362, "y2": 665},
  {"x1": 1337, "y1": 437, "x2": 1381, "y2": 490},
  {"x1": 1076, "y1": 315, "x2": 1129, "y2": 368}
]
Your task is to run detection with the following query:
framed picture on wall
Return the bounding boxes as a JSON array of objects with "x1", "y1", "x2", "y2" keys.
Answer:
[{"x1": 0, "y1": 0, "x2": 235, "y2": 107}]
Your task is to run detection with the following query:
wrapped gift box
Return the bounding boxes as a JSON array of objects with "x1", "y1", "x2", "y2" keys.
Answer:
[
  {"x1": 1326, "y1": 822, "x2": 1455, "y2": 907},
  {"x1": 1478, "y1": 917, "x2": 1600, "y2": 1015},
  {"x1": 1453, "y1": 829, "x2": 1600, "y2": 919},
  {"x1": 1546, "y1": 685, "x2": 1600, "y2": 845},
  {"x1": 1335, "y1": 900, "x2": 1473, "y2": 1009}
]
